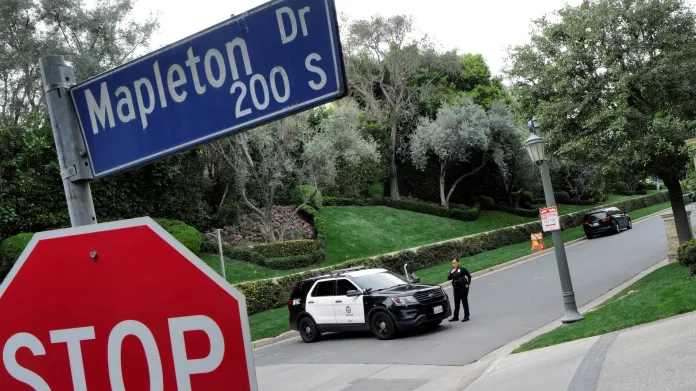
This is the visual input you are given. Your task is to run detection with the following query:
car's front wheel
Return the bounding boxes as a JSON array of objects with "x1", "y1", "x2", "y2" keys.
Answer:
[
  {"x1": 299, "y1": 317, "x2": 321, "y2": 343},
  {"x1": 627, "y1": 219, "x2": 633, "y2": 229},
  {"x1": 613, "y1": 221, "x2": 621, "y2": 234},
  {"x1": 370, "y1": 311, "x2": 397, "y2": 340}
]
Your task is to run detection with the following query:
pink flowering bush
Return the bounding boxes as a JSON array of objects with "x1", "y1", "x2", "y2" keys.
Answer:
[{"x1": 205, "y1": 206, "x2": 315, "y2": 245}]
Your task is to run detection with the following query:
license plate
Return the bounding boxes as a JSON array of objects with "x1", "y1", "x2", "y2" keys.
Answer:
[
  {"x1": 433, "y1": 306, "x2": 443, "y2": 314},
  {"x1": 591, "y1": 223, "x2": 599, "y2": 227}
]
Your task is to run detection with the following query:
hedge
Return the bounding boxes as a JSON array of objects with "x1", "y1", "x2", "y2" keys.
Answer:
[
  {"x1": 0, "y1": 233, "x2": 35, "y2": 279},
  {"x1": 264, "y1": 250, "x2": 325, "y2": 270},
  {"x1": 235, "y1": 191, "x2": 670, "y2": 315},
  {"x1": 678, "y1": 239, "x2": 696, "y2": 275},
  {"x1": 243, "y1": 240, "x2": 316, "y2": 259},
  {"x1": 153, "y1": 218, "x2": 202, "y2": 253},
  {"x1": 491, "y1": 204, "x2": 540, "y2": 218},
  {"x1": 323, "y1": 197, "x2": 482, "y2": 221}
]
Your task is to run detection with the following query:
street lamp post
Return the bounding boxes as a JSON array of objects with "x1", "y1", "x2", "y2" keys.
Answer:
[{"x1": 526, "y1": 117, "x2": 584, "y2": 324}]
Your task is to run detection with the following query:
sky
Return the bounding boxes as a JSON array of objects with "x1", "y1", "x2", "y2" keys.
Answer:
[{"x1": 131, "y1": 0, "x2": 582, "y2": 76}]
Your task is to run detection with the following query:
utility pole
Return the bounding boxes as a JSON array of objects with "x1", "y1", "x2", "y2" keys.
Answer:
[{"x1": 40, "y1": 55, "x2": 97, "y2": 227}]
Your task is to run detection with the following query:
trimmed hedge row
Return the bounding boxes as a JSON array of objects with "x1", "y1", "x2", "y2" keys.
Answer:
[
  {"x1": 153, "y1": 218, "x2": 202, "y2": 253},
  {"x1": 244, "y1": 240, "x2": 316, "y2": 259},
  {"x1": 323, "y1": 197, "x2": 482, "y2": 221},
  {"x1": 491, "y1": 204, "x2": 540, "y2": 218},
  {"x1": 236, "y1": 191, "x2": 670, "y2": 315}
]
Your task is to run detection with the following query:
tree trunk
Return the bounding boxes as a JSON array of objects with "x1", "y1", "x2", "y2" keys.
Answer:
[
  {"x1": 439, "y1": 165, "x2": 448, "y2": 208},
  {"x1": 664, "y1": 176, "x2": 693, "y2": 245},
  {"x1": 389, "y1": 123, "x2": 400, "y2": 199}
]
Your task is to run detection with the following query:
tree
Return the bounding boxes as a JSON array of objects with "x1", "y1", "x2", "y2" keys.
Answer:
[
  {"x1": 487, "y1": 102, "x2": 535, "y2": 207},
  {"x1": 410, "y1": 95, "x2": 490, "y2": 208},
  {"x1": 0, "y1": 0, "x2": 158, "y2": 124},
  {"x1": 211, "y1": 99, "x2": 377, "y2": 242},
  {"x1": 507, "y1": 0, "x2": 696, "y2": 244},
  {"x1": 457, "y1": 54, "x2": 509, "y2": 109},
  {"x1": 344, "y1": 15, "x2": 458, "y2": 199}
]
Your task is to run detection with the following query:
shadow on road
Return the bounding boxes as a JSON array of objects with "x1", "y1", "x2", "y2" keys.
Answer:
[{"x1": 317, "y1": 324, "x2": 448, "y2": 342}]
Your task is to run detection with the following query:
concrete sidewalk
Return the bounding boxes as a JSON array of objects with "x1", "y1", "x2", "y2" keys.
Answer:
[{"x1": 465, "y1": 311, "x2": 696, "y2": 391}]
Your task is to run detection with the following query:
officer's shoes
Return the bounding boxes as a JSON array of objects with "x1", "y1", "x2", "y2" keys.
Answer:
[
  {"x1": 462, "y1": 317, "x2": 470, "y2": 322},
  {"x1": 449, "y1": 318, "x2": 459, "y2": 322}
]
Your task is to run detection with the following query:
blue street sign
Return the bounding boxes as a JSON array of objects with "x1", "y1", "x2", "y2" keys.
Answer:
[{"x1": 71, "y1": 0, "x2": 346, "y2": 178}]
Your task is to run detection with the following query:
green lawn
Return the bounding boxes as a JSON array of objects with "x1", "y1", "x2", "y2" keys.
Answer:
[
  {"x1": 323, "y1": 206, "x2": 535, "y2": 265},
  {"x1": 513, "y1": 262, "x2": 696, "y2": 353},
  {"x1": 244, "y1": 201, "x2": 671, "y2": 341}
]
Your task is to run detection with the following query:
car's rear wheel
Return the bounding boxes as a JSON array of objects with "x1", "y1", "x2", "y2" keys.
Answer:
[
  {"x1": 370, "y1": 311, "x2": 397, "y2": 340},
  {"x1": 299, "y1": 317, "x2": 321, "y2": 343}
]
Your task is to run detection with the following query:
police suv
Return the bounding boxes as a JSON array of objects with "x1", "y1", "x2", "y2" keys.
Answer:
[{"x1": 288, "y1": 267, "x2": 452, "y2": 342}]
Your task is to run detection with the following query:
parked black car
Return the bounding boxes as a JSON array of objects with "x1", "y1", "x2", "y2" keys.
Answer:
[
  {"x1": 583, "y1": 207, "x2": 632, "y2": 239},
  {"x1": 288, "y1": 267, "x2": 452, "y2": 343}
]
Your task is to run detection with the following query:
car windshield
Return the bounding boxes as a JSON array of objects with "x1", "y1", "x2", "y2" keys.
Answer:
[
  {"x1": 353, "y1": 272, "x2": 408, "y2": 291},
  {"x1": 586, "y1": 212, "x2": 608, "y2": 222}
]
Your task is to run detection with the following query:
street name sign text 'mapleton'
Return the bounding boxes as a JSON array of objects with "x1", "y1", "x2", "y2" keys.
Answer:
[{"x1": 71, "y1": 0, "x2": 346, "y2": 179}]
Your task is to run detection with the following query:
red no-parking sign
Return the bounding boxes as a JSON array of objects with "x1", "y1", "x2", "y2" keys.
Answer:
[{"x1": 0, "y1": 218, "x2": 256, "y2": 390}]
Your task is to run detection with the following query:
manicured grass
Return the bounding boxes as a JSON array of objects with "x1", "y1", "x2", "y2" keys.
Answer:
[
  {"x1": 513, "y1": 263, "x2": 696, "y2": 353},
  {"x1": 241, "y1": 201, "x2": 671, "y2": 341},
  {"x1": 323, "y1": 206, "x2": 535, "y2": 265},
  {"x1": 249, "y1": 307, "x2": 290, "y2": 341},
  {"x1": 199, "y1": 253, "x2": 321, "y2": 285}
]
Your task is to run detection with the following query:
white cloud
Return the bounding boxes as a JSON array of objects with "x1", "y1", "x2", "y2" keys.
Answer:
[{"x1": 132, "y1": 0, "x2": 583, "y2": 76}]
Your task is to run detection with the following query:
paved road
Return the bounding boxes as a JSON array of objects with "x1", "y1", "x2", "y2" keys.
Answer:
[{"x1": 253, "y1": 211, "x2": 682, "y2": 388}]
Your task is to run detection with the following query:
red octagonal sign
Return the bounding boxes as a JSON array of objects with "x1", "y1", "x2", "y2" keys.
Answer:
[{"x1": 0, "y1": 218, "x2": 257, "y2": 390}]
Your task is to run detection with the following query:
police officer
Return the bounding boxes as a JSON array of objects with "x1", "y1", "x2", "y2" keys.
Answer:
[{"x1": 448, "y1": 258, "x2": 471, "y2": 322}]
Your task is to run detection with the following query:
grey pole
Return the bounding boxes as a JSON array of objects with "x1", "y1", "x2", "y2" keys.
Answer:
[
  {"x1": 40, "y1": 55, "x2": 97, "y2": 227},
  {"x1": 217, "y1": 229, "x2": 227, "y2": 279},
  {"x1": 538, "y1": 160, "x2": 584, "y2": 323}
]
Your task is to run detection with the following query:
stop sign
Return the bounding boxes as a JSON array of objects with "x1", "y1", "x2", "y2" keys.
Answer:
[{"x1": 0, "y1": 217, "x2": 257, "y2": 390}]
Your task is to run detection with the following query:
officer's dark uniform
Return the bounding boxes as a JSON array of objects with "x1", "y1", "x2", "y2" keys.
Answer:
[{"x1": 448, "y1": 265, "x2": 471, "y2": 321}]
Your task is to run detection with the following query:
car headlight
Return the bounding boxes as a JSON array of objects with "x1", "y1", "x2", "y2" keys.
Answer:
[{"x1": 391, "y1": 296, "x2": 418, "y2": 305}]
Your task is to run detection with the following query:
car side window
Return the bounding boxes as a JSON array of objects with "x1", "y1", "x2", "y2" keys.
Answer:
[
  {"x1": 336, "y1": 279, "x2": 358, "y2": 296},
  {"x1": 311, "y1": 280, "x2": 335, "y2": 297}
]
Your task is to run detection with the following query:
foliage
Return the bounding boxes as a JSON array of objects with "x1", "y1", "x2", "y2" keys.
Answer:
[
  {"x1": 411, "y1": 94, "x2": 490, "y2": 208},
  {"x1": 245, "y1": 240, "x2": 316, "y2": 259},
  {"x1": 555, "y1": 191, "x2": 571, "y2": 204},
  {"x1": 520, "y1": 191, "x2": 535, "y2": 208},
  {"x1": 368, "y1": 184, "x2": 384, "y2": 200},
  {"x1": 614, "y1": 182, "x2": 632, "y2": 196},
  {"x1": 344, "y1": 14, "x2": 460, "y2": 198},
  {"x1": 153, "y1": 218, "x2": 201, "y2": 253},
  {"x1": 479, "y1": 196, "x2": 495, "y2": 209},
  {"x1": 294, "y1": 185, "x2": 323, "y2": 209},
  {"x1": 0, "y1": 0, "x2": 158, "y2": 124},
  {"x1": 263, "y1": 251, "x2": 324, "y2": 270},
  {"x1": 236, "y1": 192, "x2": 669, "y2": 314},
  {"x1": 0, "y1": 232, "x2": 34, "y2": 269},
  {"x1": 508, "y1": 0, "x2": 696, "y2": 243},
  {"x1": 458, "y1": 54, "x2": 510, "y2": 108},
  {"x1": 678, "y1": 239, "x2": 696, "y2": 275},
  {"x1": 209, "y1": 99, "x2": 376, "y2": 242}
]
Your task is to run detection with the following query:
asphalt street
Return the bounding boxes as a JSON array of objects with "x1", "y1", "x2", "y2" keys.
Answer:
[{"x1": 253, "y1": 210, "x2": 681, "y2": 388}]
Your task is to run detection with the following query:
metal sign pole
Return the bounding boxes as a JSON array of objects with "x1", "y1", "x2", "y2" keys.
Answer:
[
  {"x1": 217, "y1": 229, "x2": 227, "y2": 280},
  {"x1": 40, "y1": 55, "x2": 97, "y2": 227}
]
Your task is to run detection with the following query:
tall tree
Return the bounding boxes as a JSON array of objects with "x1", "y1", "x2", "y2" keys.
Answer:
[
  {"x1": 410, "y1": 95, "x2": 490, "y2": 208},
  {"x1": 457, "y1": 54, "x2": 509, "y2": 109},
  {"x1": 211, "y1": 100, "x2": 377, "y2": 242},
  {"x1": 0, "y1": 0, "x2": 158, "y2": 124},
  {"x1": 508, "y1": 0, "x2": 696, "y2": 244},
  {"x1": 344, "y1": 15, "x2": 458, "y2": 199}
]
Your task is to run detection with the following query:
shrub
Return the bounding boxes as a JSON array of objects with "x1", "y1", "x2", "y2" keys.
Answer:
[
  {"x1": 533, "y1": 197, "x2": 546, "y2": 204},
  {"x1": 168, "y1": 224, "x2": 203, "y2": 253},
  {"x1": 235, "y1": 191, "x2": 670, "y2": 315},
  {"x1": 555, "y1": 191, "x2": 571, "y2": 204},
  {"x1": 209, "y1": 202, "x2": 240, "y2": 227},
  {"x1": 294, "y1": 185, "x2": 322, "y2": 208},
  {"x1": 244, "y1": 240, "x2": 316, "y2": 259},
  {"x1": 153, "y1": 218, "x2": 187, "y2": 230},
  {"x1": 264, "y1": 250, "x2": 324, "y2": 270},
  {"x1": 368, "y1": 184, "x2": 384, "y2": 200},
  {"x1": 323, "y1": 197, "x2": 376, "y2": 206},
  {"x1": 0, "y1": 232, "x2": 35, "y2": 269},
  {"x1": 381, "y1": 198, "x2": 481, "y2": 221},
  {"x1": 479, "y1": 195, "x2": 495, "y2": 209},
  {"x1": 299, "y1": 206, "x2": 326, "y2": 251},
  {"x1": 636, "y1": 182, "x2": 648, "y2": 192},
  {"x1": 520, "y1": 191, "x2": 535, "y2": 209},
  {"x1": 614, "y1": 181, "x2": 631, "y2": 195},
  {"x1": 201, "y1": 241, "x2": 266, "y2": 265},
  {"x1": 678, "y1": 239, "x2": 696, "y2": 275}
]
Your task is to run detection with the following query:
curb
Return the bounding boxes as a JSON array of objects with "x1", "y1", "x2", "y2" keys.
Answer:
[
  {"x1": 252, "y1": 206, "x2": 671, "y2": 351},
  {"x1": 460, "y1": 257, "x2": 670, "y2": 391}
]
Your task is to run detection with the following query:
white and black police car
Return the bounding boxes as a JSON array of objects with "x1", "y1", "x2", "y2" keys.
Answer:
[{"x1": 287, "y1": 266, "x2": 452, "y2": 342}]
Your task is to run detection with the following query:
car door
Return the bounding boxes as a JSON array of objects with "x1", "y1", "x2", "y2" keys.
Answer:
[
  {"x1": 306, "y1": 280, "x2": 337, "y2": 325},
  {"x1": 334, "y1": 279, "x2": 365, "y2": 325}
]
